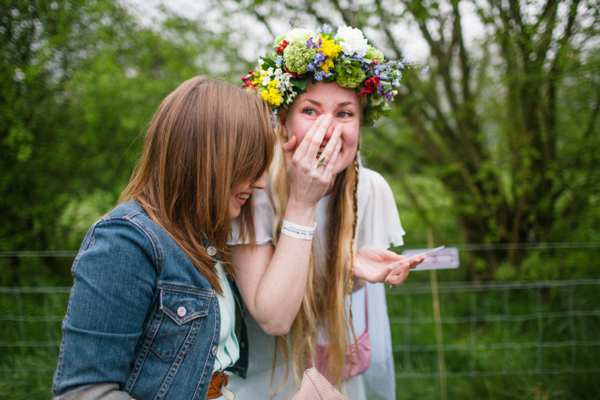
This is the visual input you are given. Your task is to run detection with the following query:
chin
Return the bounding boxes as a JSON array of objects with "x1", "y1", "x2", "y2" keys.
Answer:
[
  {"x1": 229, "y1": 208, "x2": 241, "y2": 219},
  {"x1": 336, "y1": 159, "x2": 355, "y2": 174}
]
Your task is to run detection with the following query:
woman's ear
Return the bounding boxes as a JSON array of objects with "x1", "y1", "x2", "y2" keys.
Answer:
[{"x1": 278, "y1": 110, "x2": 287, "y2": 136}]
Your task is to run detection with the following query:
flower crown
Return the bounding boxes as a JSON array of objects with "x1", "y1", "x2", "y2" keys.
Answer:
[{"x1": 242, "y1": 21, "x2": 427, "y2": 126}]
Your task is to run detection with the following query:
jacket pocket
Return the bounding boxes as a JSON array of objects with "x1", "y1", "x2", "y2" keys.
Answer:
[{"x1": 148, "y1": 283, "x2": 213, "y2": 358}]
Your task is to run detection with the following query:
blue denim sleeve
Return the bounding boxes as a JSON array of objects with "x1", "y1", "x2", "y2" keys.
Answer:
[{"x1": 53, "y1": 219, "x2": 159, "y2": 396}]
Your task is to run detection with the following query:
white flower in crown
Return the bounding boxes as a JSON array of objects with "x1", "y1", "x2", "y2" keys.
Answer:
[
  {"x1": 335, "y1": 25, "x2": 369, "y2": 56},
  {"x1": 285, "y1": 28, "x2": 313, "y2": 43}
]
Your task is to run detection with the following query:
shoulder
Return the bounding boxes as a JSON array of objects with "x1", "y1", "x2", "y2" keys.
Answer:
[
  {"x1": 81, "y1": 200, "x2": 162, "y2": 267},
  {"x1": 358, "y1": 167, "x2": 395, "y2": 202},
  {"x1": 355, "y1": 167, "x2": 406, "y2": 247},
  {"x1": 102, "y1": 200, "x2": 154, "y2": 227},
  {"x1": 359, "y1": 168, "x2": 391, "y2": 189}
]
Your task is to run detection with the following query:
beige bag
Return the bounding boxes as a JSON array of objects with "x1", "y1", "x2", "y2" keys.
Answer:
[{"x1": 291, "y1": 368, "x2": 348, "y2": 400}]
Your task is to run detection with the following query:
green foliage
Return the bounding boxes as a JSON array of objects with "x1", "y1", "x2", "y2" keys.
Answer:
[
  {"x1": 0, "y1": 1, "x2": 598, "y2": 396},
  {"x1": 388, "y1": 279, "x2": 600, "y2": 399},
  {"x1": 232, "y1": 0, "x2": 600, "y2": 279},
  {"x1": 0, "y1": 0, "x2": 236, "y2": 274},
  {"x1": 0, "y1": 289, "x2": 68, "y2": 398}
]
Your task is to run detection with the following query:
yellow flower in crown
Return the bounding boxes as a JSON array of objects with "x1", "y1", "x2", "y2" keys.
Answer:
[
  {"x1": 321, "y1": 58, "x2": 335, "y2": 74},
  {"x1": 261, "y1": 79, "x2": 282, "y2": 107},
  {"x1": 242, "y1": 20, "x2": 427, "y2": 126},
  {"x1": 320, "y1": 36, "x2": 342, "y2": 60}
]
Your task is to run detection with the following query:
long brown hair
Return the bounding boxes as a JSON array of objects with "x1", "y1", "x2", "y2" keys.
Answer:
[
  {"x1": 269, "y1": 120, "x2": 361, "y2": 388},
  {"x1": 120, "y1": 76, "x2": 275, "y2": 293}
]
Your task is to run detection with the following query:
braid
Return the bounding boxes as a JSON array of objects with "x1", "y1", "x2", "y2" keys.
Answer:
[
  {"x1": 348, "y1": 154, "x2": 360, "y2": 293},
  {"x1": 347, "y1": 154, "x2": 360, "y2": 368}
]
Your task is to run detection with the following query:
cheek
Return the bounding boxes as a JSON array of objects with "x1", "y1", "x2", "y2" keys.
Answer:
[
  {"x1": 333, "y1": 126, "x2": 360, "y2": 171},
  {"x1": 286, "y1": 118, "x2": 313, "y2": 150},
  {"x1": 341, "y1": 126, "x2": 360, "y2": 152}
]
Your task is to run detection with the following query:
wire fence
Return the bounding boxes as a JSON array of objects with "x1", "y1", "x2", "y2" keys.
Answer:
[
  {"x1": 1, "y1": 244, "x2": 600, "y2": 399},
  {"x1": 1, "y1": 280, "x2": 599, "y2": 378},
  {"x1": 387, "y1": 279, "x2": 600, "y2": 381}
]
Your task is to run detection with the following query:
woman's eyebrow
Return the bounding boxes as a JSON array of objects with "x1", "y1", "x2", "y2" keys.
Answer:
[
  {"x1": 303, "y1": 99, "x2": 322, "y2": 106},
  {"x1": 302, "y1": 99, "x2": 358, "y2": 108}
]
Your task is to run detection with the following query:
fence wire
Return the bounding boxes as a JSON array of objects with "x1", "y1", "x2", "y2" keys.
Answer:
[
  {"x1": 387, "y1": 279, "x2": 600, "y2": 380},
  {"x1": 1, "y1": 280, "x2": 599, "y2": 378}
]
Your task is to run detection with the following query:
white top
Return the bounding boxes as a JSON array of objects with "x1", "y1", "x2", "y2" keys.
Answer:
[
  {"x1": 228, "y1": 167, "x2": 405, "y2": 399},
  {"x1": 213, "y1": 263, "x2": 240, "y2": 372}
]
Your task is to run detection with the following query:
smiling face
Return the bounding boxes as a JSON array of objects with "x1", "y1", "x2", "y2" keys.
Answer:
[
  {"x1": 229, "y1": 173, "x2": 267, "y2": 219},
  {"x1": 281, "y1": 82, "x2": 361, "y2": 176}
]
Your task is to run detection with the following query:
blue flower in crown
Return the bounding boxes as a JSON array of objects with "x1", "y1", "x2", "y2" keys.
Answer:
[{"x1": 242, "y1": 21, "x2": 427, "y2": 126}]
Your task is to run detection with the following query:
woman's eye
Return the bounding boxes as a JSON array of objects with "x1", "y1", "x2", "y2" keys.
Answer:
[
  {"x1": 302, "y1": 108, "x2": 317, "y2": 116},
  {"x1": 338, "y1": 111, "x2": 354, "y2": 118}
]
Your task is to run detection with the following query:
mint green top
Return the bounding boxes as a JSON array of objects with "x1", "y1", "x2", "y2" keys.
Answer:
[{"x1": 213, "y1": 263, "x2": 240, "y2": 372}]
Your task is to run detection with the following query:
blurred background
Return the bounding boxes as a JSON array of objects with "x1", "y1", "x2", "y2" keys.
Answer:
[{"x1": 0, "y1": 0, "x2": 599, "y2": 398}]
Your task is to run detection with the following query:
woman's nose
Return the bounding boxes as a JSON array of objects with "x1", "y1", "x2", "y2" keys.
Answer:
[{"x1": 325, "y1": 121, "x2": 339, "y2": 139}]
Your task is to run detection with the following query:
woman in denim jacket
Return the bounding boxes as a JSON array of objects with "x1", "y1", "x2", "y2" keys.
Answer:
[{"x1": 52, "y1": 76, "x2": 343, "y2": 399}]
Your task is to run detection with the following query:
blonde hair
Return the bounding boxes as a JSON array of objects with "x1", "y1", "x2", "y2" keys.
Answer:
[
  {"x1": 269, "y1": 120, "x2": 361, "y2": 389},
  {"x1": 120, "y1": 76, "x2": 275, "y2": 294}
]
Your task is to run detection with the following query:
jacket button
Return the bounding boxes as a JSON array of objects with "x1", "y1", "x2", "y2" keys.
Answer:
[
  {"x1": 177, "y1": 307, "x2": 187, "y2": 317},
  {"x1": 207, "y1": 246, "x2": 217, "y2": 256},
  {"x1": 211, "y1": 345, "x2": 218, "y2": 356}
]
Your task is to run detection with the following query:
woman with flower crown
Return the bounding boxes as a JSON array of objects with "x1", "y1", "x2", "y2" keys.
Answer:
[{"x1": 228, "y1": 23, "x2": 426, "y2": 399}]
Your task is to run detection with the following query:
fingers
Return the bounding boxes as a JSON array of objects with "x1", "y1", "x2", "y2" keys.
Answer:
[
  {"x1": 408, "y1": 255, "x2": 426, "y2": 269},
  {"x1": 319, "y1": 123, "x2": 341, "y2": 160},
  {"x1": 386, "y1": 273, "x2": 408, "y2": 287},
  {"x1": 306, "y1": 115, "x2": 333, "y2": 161},
  {"x1": 386, "y1": 255, "x2": 425, "y2": 287},
  {"x1": 321, "y1": 131, "x2": 342, "y2": 176},
  {"x1": 371, "y1": 266, "x2": 393, "y2": 283},
  {"x1": 294, "y1": 114, "x2": 332, "y2": 160},
  {"x1": 355, "y1": 262, "x2": 392, "y2": 284},
  {"x1": 282, "y1": 135, "x2": 298, "y2": 164},
  {"x1": 384, "y1": 255, "x2": 406, "y2": 269},
  {"x1": 385, "y1": 264, "x2": 409, "y2": 285},
  {"x1": 387, "y1": 255, "x2": 422, "y2": 278},
  {"x1": 385, "y1": 262, "x2": 411, "y2": 287}
]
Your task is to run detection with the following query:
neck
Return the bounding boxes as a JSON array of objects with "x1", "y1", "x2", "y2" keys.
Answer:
[{"x1": 326, "y1": 176, "x2": 337, "y2": 195}]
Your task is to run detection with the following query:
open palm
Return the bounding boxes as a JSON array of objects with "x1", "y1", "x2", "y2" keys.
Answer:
[{"x1": 354, "y1": 246, "x2": 425, "y2": 286}]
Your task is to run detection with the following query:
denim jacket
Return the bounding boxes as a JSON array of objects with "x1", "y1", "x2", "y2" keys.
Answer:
[{"x1": 53, "y1": 200, "x2": 248, "y2": 399}]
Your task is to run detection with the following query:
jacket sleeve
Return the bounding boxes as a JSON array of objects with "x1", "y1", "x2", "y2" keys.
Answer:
[
  {"x1": 54, "y1": 383, "x2": 132, "y2": 400},
  {"x1": 53, "y1": 219, "x2": 159, "y2": 397}
]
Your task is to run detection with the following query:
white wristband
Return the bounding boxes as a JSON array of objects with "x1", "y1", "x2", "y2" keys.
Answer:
[{"x1": 281, "y1": 219, "x2": 316, "y2": 241}]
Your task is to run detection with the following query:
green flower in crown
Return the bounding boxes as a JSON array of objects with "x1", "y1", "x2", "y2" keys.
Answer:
[{"x1": 242, "y1": 20, "x2": 427, "y2": 126}]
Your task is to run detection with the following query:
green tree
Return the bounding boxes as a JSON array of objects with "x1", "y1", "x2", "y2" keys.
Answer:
[
  {"x1": 220, "y1": 0, "x2": 600, "y2": 278},
  {"x1": 0, "y1": 0, "x2": 236, "y2": 284}
]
